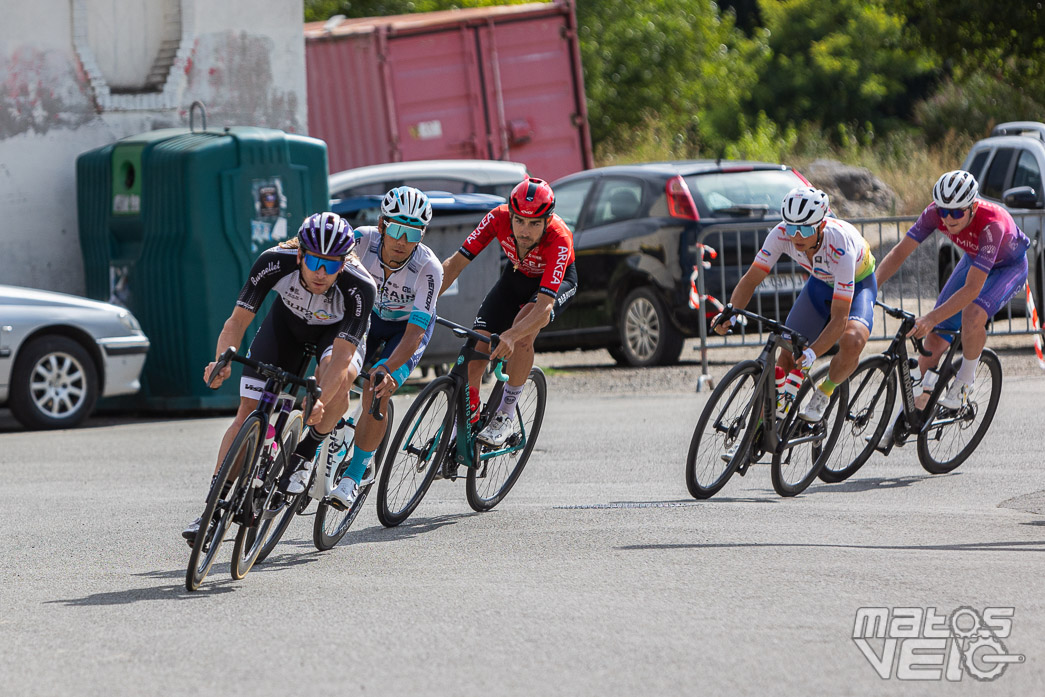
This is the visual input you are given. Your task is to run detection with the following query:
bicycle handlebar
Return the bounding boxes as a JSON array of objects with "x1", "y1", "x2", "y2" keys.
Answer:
[
  {"x1": 874, "y1": 301, "x2": 932, "y2": 357},
  {"x1": 713, "y1": 304, "x2": 810, "y2": 360},
  {"x1": 208, "y1": 347, "x2": 323, "y2": 420}
]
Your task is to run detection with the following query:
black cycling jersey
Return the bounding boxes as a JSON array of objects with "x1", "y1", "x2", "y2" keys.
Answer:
[{"x1": 236, "y1": 246, "x2": 376, "y2": 348}]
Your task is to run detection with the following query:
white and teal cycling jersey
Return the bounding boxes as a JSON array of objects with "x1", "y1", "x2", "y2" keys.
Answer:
[{"x1": 353, "y1": 226, "x2": 443, "y2": 328}]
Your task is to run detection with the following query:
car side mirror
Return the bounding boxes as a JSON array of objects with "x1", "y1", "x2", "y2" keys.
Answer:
[{"x1": 1003, "y1": 185, "x2": 1043, "y2": 209}]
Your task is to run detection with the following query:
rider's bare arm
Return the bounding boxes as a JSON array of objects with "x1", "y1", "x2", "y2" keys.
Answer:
[
  {"x1": 874, "y1": 236, "x2": 919, "y2": 286},
  {"x1": 205, "y1": 305, "x2": 255, "y2": 386},
  {"x1": 714, "y1": 265, "x2": 769, "y2": 334},
  {"x1": 439, "y1": 252, "x2": 470, "y2": 295}
]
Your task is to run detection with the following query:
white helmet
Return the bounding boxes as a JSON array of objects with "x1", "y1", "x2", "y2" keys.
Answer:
[
  {"x1": 932, "y1": 170, "x2": 978, "y2": 209},
  {"x1": 381, "y1": 186, "x2": 433, "y2": 228},
  {"x1": 780, "y1": 187, "x2": 829, "y2": 226}
]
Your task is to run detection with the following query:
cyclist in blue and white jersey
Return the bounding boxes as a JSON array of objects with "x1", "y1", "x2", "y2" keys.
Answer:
[
  {"x1": 183, "y1": 212, "x2": 376, "y2": 544},
  {"x1": 326, "y1": 186, "x2": 444, "y2": 511},
  {"x1": 714, "y1": 187, "x2": 878, "y2": 422}
]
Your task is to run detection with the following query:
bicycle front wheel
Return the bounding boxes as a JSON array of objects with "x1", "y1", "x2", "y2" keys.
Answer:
[
  {"x1": 254, "y1": 410, "x2": 305, "y2": 564},
  {"x1": 466, "y1": 367, "x2": 547, "y2": 512},
  {"x1": 820, "y1": 356, "x2": 896, "y2": 483},
  {"x1": 771, "y1": 373, "x2": 847, "y2": 497},
  {"x1": 685, "y1": 360, "x2": 761, "y2": 499},
  {"x1": 186, "y1": 414, "x2": 263, "y2": 591},
  {"x1": 376, "y1": 377, "x2": 454, "y2": 527},
  {"x1": 917, "y1": 349, "x2": 1002, "y2": 474},
  {"x1": 315, "y1": 401, "x2": 395, "y2": 550}
]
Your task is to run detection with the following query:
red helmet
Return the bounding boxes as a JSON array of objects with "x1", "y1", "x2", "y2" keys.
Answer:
[{"x1": 509, "y1": 177, "x2": 555, "y2": 218}]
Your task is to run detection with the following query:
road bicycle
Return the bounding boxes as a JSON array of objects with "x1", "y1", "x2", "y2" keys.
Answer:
[
  {"x1": 375, "y1": 316, "x2": 547, "y2": 526},
  {"x1": 308, "y1": 374, "x2": 394, "y2": 551},
  {"x1": 186, "y1": 347, "x2": 321, "y2": 592},
  {"x1": 685, "y1": 305, "x2": 848, "y2": 498},
  {"x1": 823, "y1": 300, "x2": 1002, "y2": 481}
]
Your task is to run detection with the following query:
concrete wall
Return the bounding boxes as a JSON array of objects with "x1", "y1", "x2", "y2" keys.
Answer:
[{"x1": 0, "y1": 0, "x2": 306, "y2": 295}]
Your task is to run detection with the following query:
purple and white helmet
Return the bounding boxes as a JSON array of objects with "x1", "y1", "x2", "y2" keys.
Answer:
[{"x1": 298, "y1": 212, "x2": 354, "y2": 256}]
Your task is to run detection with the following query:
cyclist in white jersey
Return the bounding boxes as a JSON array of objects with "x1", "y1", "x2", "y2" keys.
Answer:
[
  {"x1": 326, "y1": 187, "x2": 444, "y2": 511},
  {"x1": 715, "y1": 187, "x2": 878, "y2": 422}
]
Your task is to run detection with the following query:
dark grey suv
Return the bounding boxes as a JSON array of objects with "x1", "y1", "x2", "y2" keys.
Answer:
[
  {"x1": 537, "y1": 161, "x2": 809, "y2": 366},
  {"x1": 958, "y1": 121, "x2": 1045, "y2": 311}
]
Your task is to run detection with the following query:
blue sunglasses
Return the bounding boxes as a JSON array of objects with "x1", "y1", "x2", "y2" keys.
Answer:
[
  {"x1": 938, "y1": 207, "x2": 969, "y2": 219},
  {"x1": 784, "y1": 223, "x2": 818, "y2": 238},
  {"x1": 302, "y1": 252, "x2": 343, "y2": 274},
  {"x1": 384, "y1": 221, "x2": 424, "y2": 243}
]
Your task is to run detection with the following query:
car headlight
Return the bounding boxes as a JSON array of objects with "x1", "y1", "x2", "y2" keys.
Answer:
[{"x1": 118, "y1": 311, "x2": 142, "y2": 333}]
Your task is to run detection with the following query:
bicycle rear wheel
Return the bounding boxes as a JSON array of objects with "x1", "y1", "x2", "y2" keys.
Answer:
[
  {"x1": 771, "y1": 374, "x2": 847, "y2": 497},
  {"x1": 917, "y1": 349, "x2": 1002, "y2": 474},
  {"x1": 376, "y1": 377, "x2": 454, "y2": 527},
  {"x1": 186, "y1": 415, "x2": 263, "y2": 591},
  {"x1": 254, "y1": 410, "x2": 305, "y2": 563},
  {"x1": 466, "y1": 367, "x2": 547, "y2": 512},
  {"x1": 820, "y1": 356, "x2": 896, "y2": 483},
  {"x1": 315, "y1": 401, "x2": 395, "y2": 550},
  {"x1": 685, "y1": 360, "x2": 761, "y2": 499}
]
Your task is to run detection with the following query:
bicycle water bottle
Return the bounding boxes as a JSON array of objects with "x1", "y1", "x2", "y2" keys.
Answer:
[
  {"x1": 908, "y1": 359, "x2": 923, "y2": 397},
  {"x1": 782, "y1": 369, "x2": 803, "y2": 415},
  {"x1": 774, "y1": 366, "x2": 788, "y2": 418}
]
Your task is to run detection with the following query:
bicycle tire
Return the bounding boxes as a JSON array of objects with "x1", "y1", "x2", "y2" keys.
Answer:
[
  {"x1": 231, "y1": 414, "x2": 276, "y2": 580},
  {"x1": 685, "y1": 360, "x2": 762, "y2": 499},
  {"x1": 466, "y1": 367, "x2": 547, "y2": 512},
  {"x1": 819, "y1": 356, "x2": 896, "y2": 483},
  {"x1": 376, "y1": 377, "x2": 455, "y2": 527},
  {"x1": 254, "y1": 410, "x2": 305, "y2": 563},
  {"x1": 917, "y1": 349, "x2": 1002, "y2": 474},
  {"x1": 186, "y1": 414, "x2": 263, "y2": 591},
  {"x1": 314, "y1": 401, "x2": 395, "y2": 550},
  {"x1": 771, "y1": 373, "x2": 847, "y2": 497}
]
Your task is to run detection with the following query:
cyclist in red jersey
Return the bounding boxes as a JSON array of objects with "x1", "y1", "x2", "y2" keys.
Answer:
[
  {"x1": 440, "y1": 177, "x2": 577, "y2": 445},
  {"x1": 876, "y1": 170, "x2": 1029, "y2": 409}
]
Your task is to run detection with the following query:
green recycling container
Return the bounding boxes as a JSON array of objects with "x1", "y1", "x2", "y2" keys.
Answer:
[{"x1": 77, "y1": 126, "x2": 329, "y2": 410}]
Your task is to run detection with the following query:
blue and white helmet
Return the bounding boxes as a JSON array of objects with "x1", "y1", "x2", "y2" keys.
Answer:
[
  {"x1": 381, "y1": 186, "x2": 433, "y2": 228},
  {"x1": 298, "y1": 212, "x2": 354, "y2": 256}
]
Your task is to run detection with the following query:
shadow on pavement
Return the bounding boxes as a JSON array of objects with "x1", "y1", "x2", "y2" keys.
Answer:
[{"x1": 618, "y1": 540, "x2": 1045, "y2": 553}]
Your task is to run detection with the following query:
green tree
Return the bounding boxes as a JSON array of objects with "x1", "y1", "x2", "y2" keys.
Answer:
[
  {"x1": 575, "y1": 0, "x2": 766, "y2": 152},
  {"x1": 748, "y1": 0, "x2": 937, "y2": 142},
  {"x1": 304, "y1": 0, "x2": 535, "y2": 22}
]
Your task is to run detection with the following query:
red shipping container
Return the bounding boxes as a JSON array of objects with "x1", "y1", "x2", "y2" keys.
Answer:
[{"x1": 305, "y1": 1, "x2": 593, "y2": 182}]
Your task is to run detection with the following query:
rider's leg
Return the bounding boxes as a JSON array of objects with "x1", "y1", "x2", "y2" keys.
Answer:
[
  {"x1": 826, "y1": 320, "x2": 871, "y2": 387},
  {"x1": 212, "y1": 397, "x2": 258, "y2": 476}
]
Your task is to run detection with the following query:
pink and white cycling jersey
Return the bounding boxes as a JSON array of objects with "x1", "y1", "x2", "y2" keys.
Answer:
[
  {"x1": 754, "y1": 218, "x2": 876, "y2": 303},
  {"x1": 906, "y1": 199, "x2": 1029, "y2": 272}
]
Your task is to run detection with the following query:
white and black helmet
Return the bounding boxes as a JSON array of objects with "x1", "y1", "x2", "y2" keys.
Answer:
[
  {"x1": 780, "y1": 186, "x2": 830, "y2": 226},
  {"x1": 381, "y1": 186, "x2": 433, "y2": 228},
  {"x1": 932, "y1": 170, "x2": 978, "y2": 209}
]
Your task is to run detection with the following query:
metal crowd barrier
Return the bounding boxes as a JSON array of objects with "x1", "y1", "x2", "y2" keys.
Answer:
[{"x1": 693, "y1": 212, "x2": 1045, "y2": 390}]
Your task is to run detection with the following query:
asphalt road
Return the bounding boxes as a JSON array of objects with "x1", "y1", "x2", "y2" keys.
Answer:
[{"x1": 1, "y1": 351, "x2": 1043, "y2": 696}]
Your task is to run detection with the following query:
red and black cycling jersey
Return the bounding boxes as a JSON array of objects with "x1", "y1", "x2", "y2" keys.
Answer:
[
  {"x1": 235, "y1": 246, "x2": 376, "y2": 348},
  {"x1": 459, "y1": 205, "x2": 576, "y2": 297}
]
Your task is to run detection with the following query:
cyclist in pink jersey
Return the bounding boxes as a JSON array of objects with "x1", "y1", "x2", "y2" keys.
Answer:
[{"x1": 876, "y1": 170, "x2": 1029, "y2": 409}]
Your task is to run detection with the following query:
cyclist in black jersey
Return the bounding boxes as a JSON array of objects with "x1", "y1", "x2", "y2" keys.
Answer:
[{"x1": 183, "y1": 212, "x2": 376, "y2": 544}]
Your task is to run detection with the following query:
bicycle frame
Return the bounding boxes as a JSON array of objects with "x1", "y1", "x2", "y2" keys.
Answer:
[{"x1": 869, "y1": 303, "x2": 967, "y2": 450}]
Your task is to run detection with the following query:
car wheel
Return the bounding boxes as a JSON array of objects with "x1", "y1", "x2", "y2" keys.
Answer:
[
  {"x1": 9, "y1": 335, "x2": 99, "y2": 430},
  {"x1": 618, "y1": 287, "x2": 684, "y2": 367}
]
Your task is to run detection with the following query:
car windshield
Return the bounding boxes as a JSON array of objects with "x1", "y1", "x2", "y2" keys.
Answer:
[{"x1": 686, "y1": 169, "x2": 804, "y2": 218}]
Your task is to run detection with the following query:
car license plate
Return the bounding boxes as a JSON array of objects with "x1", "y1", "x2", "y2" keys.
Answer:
[{"x1": 762, "y1": 273, "x2": 805, "y2": 292}]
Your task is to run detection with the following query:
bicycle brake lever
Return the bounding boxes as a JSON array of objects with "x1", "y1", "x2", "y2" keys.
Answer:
[
  {"x1": 303, "y1": 377, "x2": 321, "y2": 422},
  {"x1": 369, "y1": 372, "x2": 385, "y2": 421},
  {"x1": 206, "y1": 347, "x2": 236, "y2": 389},
  {"x1": 912, "y1": 336, "x2": 932, "y2": 357}
]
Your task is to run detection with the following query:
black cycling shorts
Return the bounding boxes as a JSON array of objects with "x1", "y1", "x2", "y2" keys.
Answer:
[
  {"x1": 240, "y1": 300, "x2": 344, "y2": 399},
  {"x1": 473, "y1": 262, "x2": 577, "y2": 336}
]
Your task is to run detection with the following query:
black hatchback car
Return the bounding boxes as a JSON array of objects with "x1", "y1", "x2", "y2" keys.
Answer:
[{"x1": 537, "y1": 161, "x2": 810, "y2": 366}]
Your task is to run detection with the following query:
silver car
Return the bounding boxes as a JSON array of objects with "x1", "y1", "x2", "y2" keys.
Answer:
[{"x1": 0, "y1": 285, "x2": 149, "y2": 429}]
